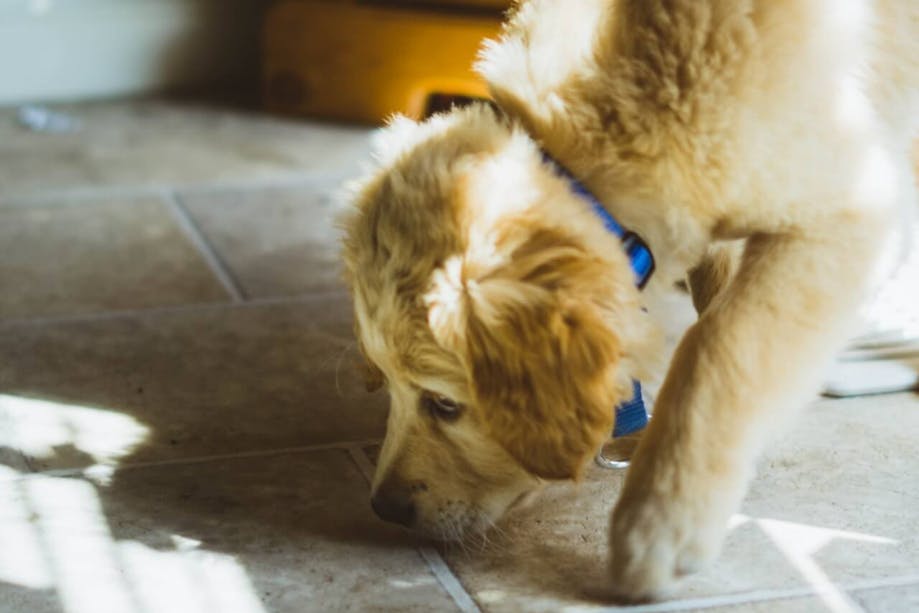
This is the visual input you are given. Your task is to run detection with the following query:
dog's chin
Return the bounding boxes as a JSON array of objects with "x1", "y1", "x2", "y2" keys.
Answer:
[
  {"x1": 414, "y1": 487, "x2": 544, "y2": 543},
  {"x1": 414, "y1": 505, "x2": 497, "y2": 543},
  {"x1": 417, "y1": 521, "x2": 483, "y2": 544}
]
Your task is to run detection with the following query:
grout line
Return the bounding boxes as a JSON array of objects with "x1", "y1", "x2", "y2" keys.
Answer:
[
  {"x1": 0, "y1": 173, "x2": 347, "y2": 208},
  {"x1": 25, "y1": 439, "x2": 383, "y2": 479},
  {"x1": 593, "y1": 586, "x2": 841, "y2": 613},
  {"x1": 0, "y1": 184, "x2": 165, "y2": 207},
  {"x1": 346, "y1": 445, "x2": 376, "y2": 484},
  {"x1": 177, "y1": 174, "x2": 353, "y2": 197},
  {"x1": 345, "y1": 445, "x2": 482, "y2": 613},
  {"x1": 853, "y1": 574, "x2": 919, "y2": 588},
  {"x1": 844, "y1": 573, "x2": 919, "y2": 594},
  {"x1": 163, "y1": 190, "x2": 247, "y2": 302},
  {"x1": 417, "y1": 547, "x2": 482, "y2": 613},
  {"x1": 0, "y1": 290, "x2": 350, "y2": 329},
  {"x1": 581, "y1": 573, "x2": 919, "y2": 613}
]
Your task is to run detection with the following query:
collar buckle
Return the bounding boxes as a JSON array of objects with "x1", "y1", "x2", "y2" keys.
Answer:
[
  {"x1": 541, "y1": 150, "x2": 655, "y2": 289},
  {"x1": 620, "y1": 231, "x2": 655, "y2": 289}
]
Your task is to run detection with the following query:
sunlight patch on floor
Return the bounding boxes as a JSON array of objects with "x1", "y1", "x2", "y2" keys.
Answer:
[
  {"x1": 758, "y1": 517, "x2": 896, "y2": 613},
  {"x1": 0, "y1": 394, "x2": 150, "y2": 466},
  {"x1": 0, "y1": 394, "x2": 268, "y2": 613}
]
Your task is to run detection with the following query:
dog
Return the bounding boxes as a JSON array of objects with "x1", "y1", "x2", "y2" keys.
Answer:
[{"x1": 341, "y1": 0, "x2": 919, "y2": 600}]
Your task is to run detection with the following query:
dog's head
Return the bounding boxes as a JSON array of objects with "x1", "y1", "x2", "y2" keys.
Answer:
[{"x1": 341, "y1": 104, "x2": 655, "y2": 540}]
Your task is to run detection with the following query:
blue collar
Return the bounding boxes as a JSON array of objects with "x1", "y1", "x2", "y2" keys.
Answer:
[
  {"x1": 541, "y1": 152, "x2": 655, "y2": 289},
  {"x1": 540, "y1": 151, "x2": 653, "y2": 447}
]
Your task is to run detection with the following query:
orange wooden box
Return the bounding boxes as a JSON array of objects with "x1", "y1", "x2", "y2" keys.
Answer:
[{"x1": 262, "y1": 1, "x2": 504, "y2": 123}]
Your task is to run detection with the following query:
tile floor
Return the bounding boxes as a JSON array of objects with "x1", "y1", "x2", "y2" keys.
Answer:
[{"x1": 0, "y1": 99, "x2": 917, "y2": 613}]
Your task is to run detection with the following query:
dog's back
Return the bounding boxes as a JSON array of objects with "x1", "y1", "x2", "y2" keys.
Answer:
[{"x1": 871, "y1": 0, "x2": 919, "y2": 133}]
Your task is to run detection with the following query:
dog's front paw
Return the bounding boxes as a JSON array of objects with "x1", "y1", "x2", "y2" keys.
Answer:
[
  {"x1": 606, "y1": 494, "x2": 719, "y2": 601},
  {"x1": 606, "y1": 464, "x2": 741, "y2": 602}
]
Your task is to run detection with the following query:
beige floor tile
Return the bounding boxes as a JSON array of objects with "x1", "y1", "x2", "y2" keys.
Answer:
[
  {"x1": 705, "y1": 597, "x2": 834, "y2": 612},
  {"x1": 0, "y1": 300, "x2": 387, "y2": 471},
  {"x1": 746, "y1": 393, "x2": 919, "y2": 584},
  {"x1": 0, "y1": 586, "x2": 61, "y2": 613},
  {"x1": 0, "y1": 100, "x2": 372, "y2": 199},
  {"x1": 0, "y1": 196, "x2": 228, "y2": 320},
  {"x1": 0, "y1": 447, "x2": 30, "y2": 478},
  {"x1": 853, "y1": 582, "x2": 919, "y2": 612},
  {"x1": 437, "y1": 393, "x2": 919, "y2": 611},
  {"x1": 0, "y1": 450, "x2": 455, "y2": 613},
  {"x1": 181, "y1": 183, "x2": 345, "y2": 298}
]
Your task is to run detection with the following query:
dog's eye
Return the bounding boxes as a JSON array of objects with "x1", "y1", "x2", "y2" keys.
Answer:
[{"x1": 421, "y1": 392, "x2": 464, "y2": 422}]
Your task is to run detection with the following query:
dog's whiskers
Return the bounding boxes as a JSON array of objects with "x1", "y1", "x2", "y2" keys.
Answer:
[{"x1": 480, "y1": 515, "x2": 512, "y2": 554}]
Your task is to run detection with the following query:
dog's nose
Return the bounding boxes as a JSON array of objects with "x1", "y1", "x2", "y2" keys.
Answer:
[{"x1": 370, "y1": 490, "x2": 416, "y2": 527}]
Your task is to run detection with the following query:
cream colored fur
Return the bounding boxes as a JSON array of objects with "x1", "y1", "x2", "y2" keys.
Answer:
[{"x1": 342, "y1": 0, "x2": 919, "y2": 601}]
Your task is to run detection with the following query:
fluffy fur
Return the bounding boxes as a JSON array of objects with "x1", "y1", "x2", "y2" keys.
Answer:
[{"x1": 341, "y1": 0, "x2": 919, "y2": 601}]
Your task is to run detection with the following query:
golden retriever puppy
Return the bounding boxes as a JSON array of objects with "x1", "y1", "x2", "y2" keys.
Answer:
[{"x1": 341, "y1": 0, "x2": 919, "y2": 601}]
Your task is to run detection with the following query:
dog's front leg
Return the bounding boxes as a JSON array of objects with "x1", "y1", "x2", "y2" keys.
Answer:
[
  {"x1": 607, "y1": 217, "x2": 888, "y2": 601},
  {"x1": 687, "y1": 241, "x2": 743, "y2": 314}
]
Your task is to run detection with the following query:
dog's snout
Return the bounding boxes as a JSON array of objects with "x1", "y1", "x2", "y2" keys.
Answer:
[{"x1": 370, "y1": 488, "x2": 417, "y2": 527}]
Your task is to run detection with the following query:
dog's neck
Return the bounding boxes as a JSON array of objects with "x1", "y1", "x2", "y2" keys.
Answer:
[
  {"x1": 539, "y1": 149, "x2": 656, "y2": 290},
  {"x1": 482, "y1": 100, "x2": 659, "y2": 290},
  {"x1": 476, "y1": 0, "x2": 730, "y2": 289}
]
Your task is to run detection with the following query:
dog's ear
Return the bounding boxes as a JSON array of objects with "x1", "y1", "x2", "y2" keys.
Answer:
[
  {"x1": 369, "y1": 114, "x2": 426, "y2": 168},
  {"x1": 426, "y1": 229, "x2": 626, "y2": 480}
]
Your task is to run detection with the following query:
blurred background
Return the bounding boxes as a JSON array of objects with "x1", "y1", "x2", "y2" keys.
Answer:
[
  {"x1": 1, "y1": 0, "x2": 510, "y2": 121},
  {"x1": 1, "y1": 0, "x2": 270, "y2": 106}
]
